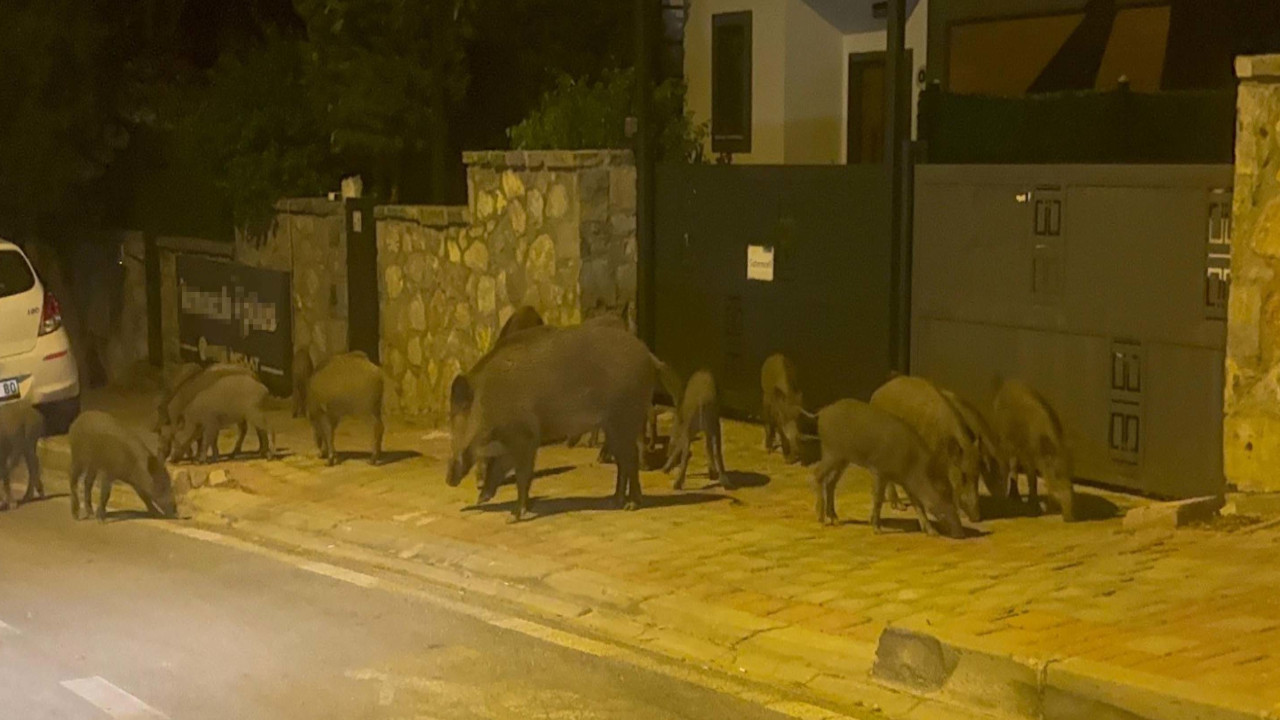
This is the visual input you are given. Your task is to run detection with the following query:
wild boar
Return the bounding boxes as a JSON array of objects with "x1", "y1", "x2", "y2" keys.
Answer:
[
  {"x1": 870, "y1": 375, "x2": 982, "y2": 522},
  {"x1": 307, "y1": 351, "x2": 384, "y2": 466},
  {"x1": 173, "y1": 374, "x2": 275, "y2": 464},
  {"x1": 812, "y1": 399, "x2": 964, "y2": 538},
  {"x1": 0, "y1": 401, "x2": 44, "y2": 510},
  {"x1": 664, "y1": 370, "x2": 727, "y2": 490},
  {"x1": 992, "y1": 379, "x2": 1076, "y2": 521},
  {"x1": 158, "y1": 363, "x2": 255, "y2": 460},
  {"x1": 447, "y1": 323, "x2": 655, "y2": 521},
  {"x1": 761, "y1": 354, "x2": 804, "y2": 462},
  {"x1": 69, "y1": 411, "x2": 177, "y2": 521}
]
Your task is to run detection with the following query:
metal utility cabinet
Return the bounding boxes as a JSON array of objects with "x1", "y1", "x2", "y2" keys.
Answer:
[{"x1": 911, "y1": 165, "x2": 1230, "y2": 499}]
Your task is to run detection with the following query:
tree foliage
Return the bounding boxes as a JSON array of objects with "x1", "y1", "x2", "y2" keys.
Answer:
[{"x1": 508, "y1": 68, "x2": 707, "y2": 163}]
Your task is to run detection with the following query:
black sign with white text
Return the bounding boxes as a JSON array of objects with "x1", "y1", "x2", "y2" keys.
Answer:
[{"x1": 176, "y1": 255, "x2": 292, "y2": 396}]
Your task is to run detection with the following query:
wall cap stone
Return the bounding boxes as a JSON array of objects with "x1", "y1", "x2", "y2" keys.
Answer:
[
  {"x1": 1236, "y1": 54, "x2": 1280, "y2": 81},
  {"x1": 274, "y1": 197, "x2": 343, "y2": 216},
  {"x1": 462, "y1": 149, "x2": 635, "y2": 171},
  {"x1": 375, "y1": 204, "x2": 470, "y2": 228},
  {"x1": 154, "y1": 235, "x2": 234, "y2": 257}
]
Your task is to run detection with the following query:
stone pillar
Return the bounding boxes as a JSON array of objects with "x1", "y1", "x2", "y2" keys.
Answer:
[{"x1": 1225, "y1": 55, "x2": 1280, "y2": 492}]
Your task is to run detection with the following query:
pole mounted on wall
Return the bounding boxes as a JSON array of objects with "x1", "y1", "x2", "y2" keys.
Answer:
[
  {"x1": 885, "y1": 0, "x2": 911, "y2": 373},
  {"x1": 635, "y1": 0, "x2": 658, "y2": 350}
]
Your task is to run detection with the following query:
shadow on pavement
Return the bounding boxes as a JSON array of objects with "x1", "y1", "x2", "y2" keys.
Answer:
[
  {"x1": 721, "y1": 471, "x2": 770, "y2": 490},
  {"x1": 466, "y1": 490, "x2": 735, "y2": 520},
  {"x1": 1072, "y1": 492, "x2": 1121, "y2": 521},
  {"x1": 334, "y1": 449, "x2": 422, "y2": 466},
  {"x1": 18, "y1": 492, "x2": 70, "y2": 506}
]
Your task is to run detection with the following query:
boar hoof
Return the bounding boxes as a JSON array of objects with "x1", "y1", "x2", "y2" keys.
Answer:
[
  {"x1": 672, "y1": 480, "x2": 684, "y2": 491},
  {"x1": 623, "y1": 501, "x2": 640, "y2": 512}
]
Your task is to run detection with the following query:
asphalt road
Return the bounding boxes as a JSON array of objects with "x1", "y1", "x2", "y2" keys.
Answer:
[{"x1": 0, "y1": 498, "x2": 798, "y2": 720}]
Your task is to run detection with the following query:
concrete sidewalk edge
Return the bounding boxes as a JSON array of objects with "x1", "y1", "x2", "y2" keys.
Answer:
[{"x1": 872, "y1": 618, "x2": 1277, "y2": 720}]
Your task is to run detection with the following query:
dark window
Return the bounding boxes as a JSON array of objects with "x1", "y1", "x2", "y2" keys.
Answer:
[
  {"x1": 0, "y1": 251, "x2": 35, "y2": 299},
  {"x1": 712, "y1": 12, "x2": 752, "y2": 154}
]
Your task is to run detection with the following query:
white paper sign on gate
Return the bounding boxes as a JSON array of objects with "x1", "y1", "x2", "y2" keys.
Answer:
[{"x1": 747, "y1": 245, "x2": 775, "y2": 282}]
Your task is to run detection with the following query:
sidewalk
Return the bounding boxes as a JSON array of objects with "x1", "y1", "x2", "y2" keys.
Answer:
[{"x1": 42, "y1": 388, "x2": 1280, "y2": 720}]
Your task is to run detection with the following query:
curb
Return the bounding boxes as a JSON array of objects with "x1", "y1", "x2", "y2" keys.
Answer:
[{"x1": 871, "y1": 618, "x2": 1276, "y2": 720}]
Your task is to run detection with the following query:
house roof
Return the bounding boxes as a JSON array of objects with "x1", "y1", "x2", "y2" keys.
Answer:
[{"x1": 801, "y1": 0, "x2": 923, "y2": 34}]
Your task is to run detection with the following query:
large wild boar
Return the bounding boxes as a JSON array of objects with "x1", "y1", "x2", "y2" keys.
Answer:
[
  {"x1": 447, "y1": 323, "x2": 655, "y2": 521},
  {"x1": 870, "y1": 375, "x2": 982, "y2": 522},
  {"x1": 69, "y1": 411, "x2": 177, "y2": 521},
  {"x1": 173, "y1": 374, "x2": 275, "y2": 464},
  {"x1": 0, "y1": 401, "x2": 44, "y2": 510},
  {"x1": 811, "y1": 399, "x2": 964, "y2": 538},
  {"x1": 158, "y1": 363, "x2": 255, "y2": 459},
  {"x1": 307, "y1": 351, "x2": 384, "y2": 466},
  {"x1": 992, "y1": 379, "x2": 1076, "y2": 521},
  {"x1": 293, "y1": 347, "x2": 315, "y2": 418},
  {"x1": 761, "y1": 354, "x2": 804, "y2": 462},
  {"x1": 664, "y1": 370, "x2": 726, "y2": 489},
  {"x1": 940, "y1": 389, "x2": 1010, "y2": 502}
]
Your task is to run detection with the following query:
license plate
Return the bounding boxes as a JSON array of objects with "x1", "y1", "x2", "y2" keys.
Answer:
[{"x1": 0, "y1": 378, "x2": 18, "y2": 401}]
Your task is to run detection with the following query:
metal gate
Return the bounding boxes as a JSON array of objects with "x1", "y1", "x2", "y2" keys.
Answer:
[
  {"x1": 345, "y1": 198, "x2": 379, "y2": 362},
  {"x1": 654, "y1": 164, "x2": 895, "y2": 416},
  {"x1": 911, "y1": 165, "x2": 1230, "y2": 499}
]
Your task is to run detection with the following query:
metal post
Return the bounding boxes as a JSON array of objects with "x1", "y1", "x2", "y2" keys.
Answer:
[
  {"x1": 885, "y1": 0, "x2": 910, "y2": 373},
  {"x1": 635, "y1": 0, "x2": 657, "y2": 349}
]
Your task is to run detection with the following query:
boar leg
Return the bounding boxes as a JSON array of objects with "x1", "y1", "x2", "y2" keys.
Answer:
[
  {"x1": 824, "y1": 468, "x2": 842, "y2": 525},
  {"x1": 884, "y1": 483, "x2": 909, "y2": 511},
  {"x1": 870, "y1": 475, "x2": 890, "y2": 534},
  {"x1": 315, "y1": 414, "x2": 337, "y2": 466},
  {"x1": 82, "y1": 470, "x2": 98, "y2": 521},
  {"x1": 68, "y1": 459, "x2": 83, "y2": 518},
  {"x1": 201, "y1": 426, "x2": 221, "y2": 464},
  {"x1": 20, "y1": 441, "x2": 42, "y2": 502},
  {"x1": 508, "y1": 437, "x2": 538, "y2": 523},
  {"x1": 708, "y1": 417, "x2": 726, "y2": 482},
  {"x1": 618, "y1": 441, "x2": 643, "y2": 512},
  {"x1": 96, "y1": 477, "x2": 113, "y2": 522},
  {"x1": 230, "y1": 420, "x2": 248, "y2": 458},
  {"x1": 370, "y1": 412, "x2": 384, "y2": 466},
  {"x1": 672, "y1": 439, "x2": 693, "y2": 490},
  {"x1": 810, "y1": 456, "x2": 843, "y2": 524},
  {"x1": 905, "y1": 489, "x2": 937, "y2": 536}
]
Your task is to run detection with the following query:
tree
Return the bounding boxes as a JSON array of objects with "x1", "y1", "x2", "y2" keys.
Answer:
[
  {"x1": 294, "y1": 0, "x2": 475, "y2": 203},
  {"x1": 0, "y1": 1, "x2": 135, "y2": 243},
  {"x1": 508, "y1": 68, "x2": 707, "y2": 163}
]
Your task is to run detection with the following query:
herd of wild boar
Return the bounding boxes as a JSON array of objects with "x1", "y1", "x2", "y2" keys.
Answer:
[{"x1": 0, "y1": 304, "x2": 1075, "y2": 538}]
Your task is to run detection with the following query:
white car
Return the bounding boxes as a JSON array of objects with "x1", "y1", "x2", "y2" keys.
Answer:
[{"x1": 0, "y1": 239, "x2": 80, "y2": 433}]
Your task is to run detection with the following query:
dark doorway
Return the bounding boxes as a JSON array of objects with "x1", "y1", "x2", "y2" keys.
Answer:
[
  {"x1": 847, "y1": 52, "x2": 886, "y2": 164},
  {"x1": 345, "y1": 198, "x2": 379, "y2": 362}
]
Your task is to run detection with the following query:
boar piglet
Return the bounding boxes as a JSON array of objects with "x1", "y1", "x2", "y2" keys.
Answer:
[
  {"x1": 174, "y1": 374, "x2": 275, "y2": 464},
  {"x1": 811, "y1": 399, "x2": 965, "y2": 539},
  {"x1": 761, "y1": 354, "x2": 804, "y2": 463},
  {"x1": 992, "y1": 379, "x2": 1076, "y2": 521},
  {"x1": 308, "y1": 352, "x2": 385, "y2": 466},
  {"x1": 664, "y1": 370, "x2": 727, "y2": 489},
  {"x1": 447, "y1": 323, "x2": 654, "y2": 522},
  {"x1": 70, "y1": 411, "x2": 177, "y2": 521},
  {"x1": 0, "y1": 401, "x2": 44, "y2": 510}
]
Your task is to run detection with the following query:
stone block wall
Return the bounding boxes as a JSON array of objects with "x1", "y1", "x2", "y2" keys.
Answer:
[
  {"x1": 379, "y1": 150, "x2": 637, "y2": 421},
  {"x1": 235, "y1": 198, "x2": 348, "y2": 364},
  {"x1": 1225, "y1": 55, "x2": 1280, "y2": 491}
]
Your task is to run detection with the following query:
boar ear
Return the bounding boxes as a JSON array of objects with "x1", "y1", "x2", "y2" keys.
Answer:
[{"x1": 450, "y1": 375, "x2": 474, "y2": 412}]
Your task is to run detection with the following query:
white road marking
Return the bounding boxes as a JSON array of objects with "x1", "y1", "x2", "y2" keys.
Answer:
[
  {"x1": 145, "y1": 521, "x2": 863, "y2": 720},
  {"x1": 60, "y1": 676, "x2": 169, "y2": 719},
  {"x1": 0, "y1": 619, "x2": 19, "y2": 635}
]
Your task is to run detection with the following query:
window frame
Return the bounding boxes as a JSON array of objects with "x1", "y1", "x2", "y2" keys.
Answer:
[{"x1": 711, "y1": 11, "x2": 753, "y2": 155}]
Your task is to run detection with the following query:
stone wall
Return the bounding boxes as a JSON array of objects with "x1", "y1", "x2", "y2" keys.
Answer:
[
  {"x1": 378, "y1": 150, "x2": 637, "y2": 421},
  {"x1": 1225, "y1": 55, "x2": 1280, "y2": 492},
  {"x1": 235, "y1": 198, "x2": 347, "y2": 364}
]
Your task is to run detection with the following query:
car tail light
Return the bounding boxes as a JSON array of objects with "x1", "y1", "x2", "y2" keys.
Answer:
[{"x1": 39, "y1": 290, "x2": 62, "y2": 336}]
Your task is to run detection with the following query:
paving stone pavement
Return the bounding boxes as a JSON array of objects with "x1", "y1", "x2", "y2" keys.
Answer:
[{"x1": 55, "y1": 389, "x2": 1280, "y2": 713}]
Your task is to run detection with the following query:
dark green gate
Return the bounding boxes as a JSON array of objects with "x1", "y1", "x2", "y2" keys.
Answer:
[{"x1": 654, "y1": 164, "x2": 895, "y2": 416}]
